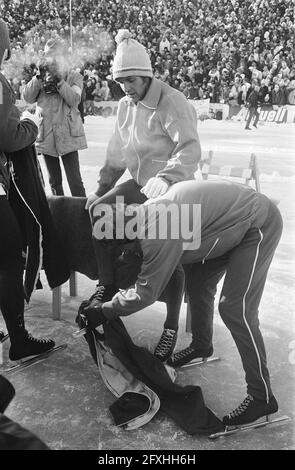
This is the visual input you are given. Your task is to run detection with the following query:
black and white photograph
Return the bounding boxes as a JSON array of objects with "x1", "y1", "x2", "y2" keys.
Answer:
[{"x1": 0, "y1": 0, "x2": 294, "y2": 454}]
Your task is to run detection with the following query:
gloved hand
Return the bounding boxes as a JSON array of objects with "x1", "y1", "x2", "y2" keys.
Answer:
[
  {"x1": 76, "y1": 300, "x2": 106, "y2": 331},
  {"x1": 140, "y1": 177, "x2": 169, "y2": 199},
  {"x1": 21, "y1": 111, "x2": 41, "y2": 129},
  {"x1": 85, "y1": 192, "x2": 100, "y2": 210}
]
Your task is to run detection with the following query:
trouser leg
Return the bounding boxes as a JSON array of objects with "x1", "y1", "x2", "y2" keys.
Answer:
[
  {"x1": 61, "y1": 151, "x2": 86, "y2": 197},
  {"x1": 218, "y1": 202, "x2": 283, "y2": 401},
  {"x1": 184, "y1": 256, "x2": 227, "y2": 349},
  {"x1": 160, "y1": 264, "x2": 185, "y2": 331},
  {"x1": 253, "y1": 108, "x2": 260, "y2": 127},
  {"x1": 245, "y1": 108, "x2": 254, "y2": 128},
  {"x1": 43, "y1": 154, "x2": 64, "y2": 195},
  {"x1": 0, "y1": 198, "x2": 25, "y2": 344}
]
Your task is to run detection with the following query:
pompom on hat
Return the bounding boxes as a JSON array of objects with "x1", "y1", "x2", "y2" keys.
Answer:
[
  {"x1": 0, "y1": 19, "x2": 11, "y2": 63},
  {"x1": 112, "y1": 29, "x2": 152, "y2": 80},
  {"x1": 44, "y1": 37, "x2": 66, "y2": 56}
]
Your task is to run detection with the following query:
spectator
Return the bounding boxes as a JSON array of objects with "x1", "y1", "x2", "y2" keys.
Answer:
[
  {"x1": 245, "y1": 84, "x2": 260, "y2": 130},
  {"x1": 84, "y1": 78, "x2": 96, "y2": 114},
  {"x1": 1, "y1": 0, "x2": 295, "y2": 106},
  {"x1": 271, "y1": 84, "x2": 287, "y2": 106},
  {"x1": 23, "y1": 37, "x2": 87, "y2": 197}
]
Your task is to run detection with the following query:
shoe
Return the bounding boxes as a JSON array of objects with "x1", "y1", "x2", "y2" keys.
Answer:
[
  {"x1": 76, "y1": 284, "x2": 118, "y2": 330},
  {"x1": 9, "y1": 332, "x2": 55, "y2": 361},
  {"x1": 223, "y1": 394, "x2": 278, "y2": 426},
  {"x1": 253, "y1": 124, "x2": 258, "y2": 128},
  {"x1": 245, "y1": 127, "x2": 252, "y2": 130},
  {"x1": 154, "y1": 328, "x2": 178, "y2": 362},
  {"x1": 167, "y1": 345, "x2": 213, "y2": 368},
  {"x1": 0, "y1": 331, "x2": 5, "y2": 342},
  {"x1": 84, "y1": 284, "x2": 118, "y2": 311}
]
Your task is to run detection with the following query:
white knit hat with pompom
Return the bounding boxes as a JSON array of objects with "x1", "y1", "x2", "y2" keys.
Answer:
[{"x1": 112, "y1": 29, "x2": 152, "y2": 80}]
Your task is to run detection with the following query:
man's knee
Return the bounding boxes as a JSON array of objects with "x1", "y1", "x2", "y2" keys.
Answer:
[{"x1": 218, "y1": 297, "x2": 236, "y2": 325}]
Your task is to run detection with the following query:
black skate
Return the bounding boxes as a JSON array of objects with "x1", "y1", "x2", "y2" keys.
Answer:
[
  {"x1": 9, "y1": 333, "x2": 55, "y2": 361},
  {"x1": 167, "y1": 345, "x2": 219, "y2": 368},
  {"x1": 0, "y1": 332, "x2": 67, "y2": 376},
  {"x1": 154, "y1": 329, "x2": 177, "y2": 362},
  {"x1": 223, "y1": 394, "x2": 278, "y2": 427},
  {"x1": 209, "y1": 394, "x2": 289, "y2": 439},
  {"x1": 74, "y1": 284, "x2": 117, "y2": 338}
]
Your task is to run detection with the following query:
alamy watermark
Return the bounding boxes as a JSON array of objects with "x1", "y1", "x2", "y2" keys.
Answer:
[{"x1": 92, "y1": 196, "x2": 202, "y2": 250}]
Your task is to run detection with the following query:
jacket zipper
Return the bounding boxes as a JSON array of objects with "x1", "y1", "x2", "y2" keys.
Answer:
[
  {"x1": 130, "y1": 104, "x2": 142, "y2": 184},
  {"x1": 202, "y1": 238, "x2": 220, "y2": 264}
]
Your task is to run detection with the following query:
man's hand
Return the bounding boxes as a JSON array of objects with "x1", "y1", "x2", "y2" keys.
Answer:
[
  {"x1": 140, "y1": 177, "x2": 169, "y2": 199},
  {"x1": 85, "y1": 192, "x2": 100, "y2": 210},
  {"x1": 21, "y1": 111, "x2": 41, "y2": 129},
  {"x1": 76, "y1": 300, "x2": 106, "y2": 331}
]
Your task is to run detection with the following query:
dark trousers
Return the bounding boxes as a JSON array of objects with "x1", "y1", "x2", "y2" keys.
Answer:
[
  {"x1": 90, "y1": 179, "x2": 185, "y2": 331},
  {"x1": 245, "y1": 106, "x2": 259, "y2": 128},
  {"x1": 43, "y1": 151, "x2": 86, "y2": 197},
  {"x1": 186, "y1": 202, "x2": 283, "y2": 401},
  {"x1": 0, "y1": 197, "x2": 25, "y2": 343}
]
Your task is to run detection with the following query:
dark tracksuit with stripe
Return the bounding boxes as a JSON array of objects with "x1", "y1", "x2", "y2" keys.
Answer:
[{"x1": 101, "y1": 180, "x2": 283, "y2": 402}]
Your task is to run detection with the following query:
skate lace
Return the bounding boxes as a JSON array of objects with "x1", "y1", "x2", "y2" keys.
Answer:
[
  {"x1": 155, "y1": 329, "x2": 176, "y2": 357},
  {"x1": 91, "y1": 285, "x2": 106, "y2": 302},
  {"x1": 172, "y1": 345, "x2": 195, "y2": 362},
  {"x1": 27, "y1": 334, "x2": 52, "y2": 345},
  {"x1": 228, "y1": 395, "x2": 254, "y2": 419}
]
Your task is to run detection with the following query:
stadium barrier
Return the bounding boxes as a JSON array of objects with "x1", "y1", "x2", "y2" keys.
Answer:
[
  {"x1": 16, "y1": 99, "x2": 294, "y2": 123},
  {"x1": 229, "y1": 104, "x2": 295, "y2": 124}
]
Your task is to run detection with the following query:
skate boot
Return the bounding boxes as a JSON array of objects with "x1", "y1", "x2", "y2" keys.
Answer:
[
  {"x1": 9, "y1": 332, "x2": 55, "y2": 361},
  {"x1": 79, "y1": 284, "x2": 118, "y2": 315},
  {"x1": 167, "y1": 345, "x2": 213, "y2": 368},
  {"x1": 223, "y1": 394, "x2": 279, "y2": 427},
  {"x1": 154, "y1": 329, "x2": 178, "y2": 362}
]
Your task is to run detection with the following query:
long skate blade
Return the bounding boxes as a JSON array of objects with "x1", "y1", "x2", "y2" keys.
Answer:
[
  {"x1": 72, "y1": 328, "x2": 87, "y2": 338},
  {"x1": 0, "y1": 334, "x2": 9, "y2": 344},
  {"x1": 1, "y1": 344, "x2": 67, "y2": 376},
  {"x1": 209, "y1": 415, "x2": 290, "y2": 440},
  {"x1": 181, "y1": 356, "x2": 221, "y2": 369}
]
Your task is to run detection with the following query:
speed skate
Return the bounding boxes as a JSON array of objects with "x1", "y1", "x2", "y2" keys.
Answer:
[
  {"x1": 0, "y1": 344, "x2": 68, "y2": 376},
  {"x1": 180, "y1": 356, "x2": 221, "y2": 368},
  {"x1": 209, "y1": 414, "x2": 290, "y2": 440}
]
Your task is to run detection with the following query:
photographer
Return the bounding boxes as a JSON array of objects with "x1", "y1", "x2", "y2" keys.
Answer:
[{"x1": 23, "y1": 38, "x2": 87, "y2": 197}]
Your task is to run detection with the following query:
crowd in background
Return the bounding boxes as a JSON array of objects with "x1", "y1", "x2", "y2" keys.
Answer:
[{"x1": 1, "y1": 0, "x2": 294, "y2": 114}]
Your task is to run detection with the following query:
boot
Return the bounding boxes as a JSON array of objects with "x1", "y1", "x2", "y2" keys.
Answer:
[
  {"x1": 223, "y1": 394, "x2": 278, "y2": 426},
  {"x1": 9, "y1": 330, "x2": 55, "y2": 361}
]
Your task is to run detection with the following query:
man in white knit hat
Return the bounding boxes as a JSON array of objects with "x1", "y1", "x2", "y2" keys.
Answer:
[{"x1": 84, "y1": 30, "x2": 202, "y2": 362}]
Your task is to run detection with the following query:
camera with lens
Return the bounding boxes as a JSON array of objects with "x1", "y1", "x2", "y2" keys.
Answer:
[
  {"x1": 43, "y1": 73, "x2": 59, "y2": 94},
  {"x1": 36, "y1": 60, "x2": 61, "y2": 94}
]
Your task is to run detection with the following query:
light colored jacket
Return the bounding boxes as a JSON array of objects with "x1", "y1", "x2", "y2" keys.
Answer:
[
  {"x1": 23, "y1": 71, "x2": 87, "y2": 157},
  {"x1": 97, "y1": 78, "x2": 201, "y2": 192}
]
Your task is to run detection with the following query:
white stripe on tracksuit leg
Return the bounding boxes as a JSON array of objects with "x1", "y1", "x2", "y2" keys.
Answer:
[{"x1": 242, "y1": 229, "x2": 270, "y2": 403}]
